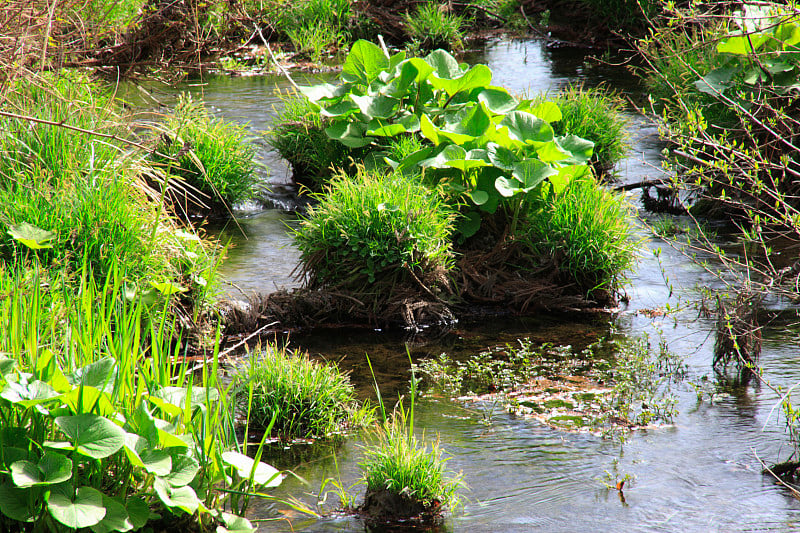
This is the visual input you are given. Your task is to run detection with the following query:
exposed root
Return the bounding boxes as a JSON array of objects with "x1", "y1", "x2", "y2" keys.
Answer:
[{"x1": 713, "y1": 291, "x2": 762, "y2": 376}]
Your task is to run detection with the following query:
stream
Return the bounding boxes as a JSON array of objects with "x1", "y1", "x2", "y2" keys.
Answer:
[{"x1": 158, "y1": 40, "x2": 800, "y2": 531}]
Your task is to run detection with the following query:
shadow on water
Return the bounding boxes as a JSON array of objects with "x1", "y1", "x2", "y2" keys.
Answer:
[{"x1": 147, "y1": 40, "x2": 800, "y2": 531}]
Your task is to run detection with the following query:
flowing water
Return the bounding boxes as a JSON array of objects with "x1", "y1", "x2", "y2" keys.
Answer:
[{"x1": 166, "y1": 40, "x2": 800, "y2": 531}]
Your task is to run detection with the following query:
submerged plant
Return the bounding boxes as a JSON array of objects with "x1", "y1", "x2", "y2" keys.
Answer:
[
  {"x1": 154, "y1": 93, "x2": 259, "y2": 213},
  {"x1": 234, "y1": 345, "x2": 372, "y2": 440}
]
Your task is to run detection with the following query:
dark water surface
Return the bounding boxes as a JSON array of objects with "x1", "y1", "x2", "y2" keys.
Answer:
[{"x1": 167, "y1": 40, "x2": 800, "y2": 531}]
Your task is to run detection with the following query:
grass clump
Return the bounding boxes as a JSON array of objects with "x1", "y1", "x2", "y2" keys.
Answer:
[
  {"x1": 268, "y1": 92, "x2": 356, "y2": 191},
  {"x1": 523, "y1": 177, "x2": 636, "y2": 297},
  {"x1": 294, "y1": 168, "x2": 456, "y2": 295},
  {"x1": 235, "y1": 346, "x2": 372, "y2": 440},
  {"x1": 360, "y1": 422, "x2": 462, "y2": 518},
  {"x1": 403, "y1": 2, "x2": 466, "y2": 51},
  {"x1": 153, "y1": 93, "x2": 259, "y2": 215},
  {"x1": 0, "y1": 72, "x2": 211, "y2": 287},
  {"x1": 532, "y1": 85, "x2": 628, "y2": 177}
]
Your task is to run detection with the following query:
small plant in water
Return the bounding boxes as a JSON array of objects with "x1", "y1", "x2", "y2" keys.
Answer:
[
  {"x1": 153, "y1": 93, "x2": 259, "y2": 214},
  {"x1": 357, "y1": 364, "x2": 462, "y2": 524},
  {"x1": 234, "y1": 345, "x2": 373, "y2": 440}
]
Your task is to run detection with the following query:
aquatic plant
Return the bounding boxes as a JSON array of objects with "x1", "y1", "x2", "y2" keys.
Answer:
[
  {"x1": 358, "y1": 365, "x2": 462, "y2": 522},
  {"x1": 403, "y1": 2, "x2": 466, "y2": 51},
  {"x1": 530, "y1": 84, "x2": 629, "y2": 177},
  {"x1": 298, "y1": 40, "x2": 598, "y2": 240},
  {"x1": 234, "y1": 345, "x2": 372, "y2": 440},
  {"x1": 293, "y1": 167, "x2": 456, "y2": 297},
  {"x1": 0, "y1": 71, "x2": 212, "y2": 289},
  {"x1": 153, "y1": 93, "x2": 259, "y2": 214},
  {"x1": 0, "y1": 264, "x2": 285, "y2": 532},
  {"x1": 522, "y1": 176, "x2": 636, "y2": 296}
]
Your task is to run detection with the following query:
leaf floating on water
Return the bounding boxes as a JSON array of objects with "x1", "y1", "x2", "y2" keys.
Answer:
[{"x1": 7, "y1": 222, "x2": 56, "y2": 250}]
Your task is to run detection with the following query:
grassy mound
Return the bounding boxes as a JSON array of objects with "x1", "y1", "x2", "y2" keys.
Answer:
[
  {"x1": 234, "y1": 346, "x2": 372, "y2": 440},
  {"x1": 153, "y1": 94, "x2": 259, "y2": 216},
  {"x1": 294, "y1": 168, "x2": 456, "y2": 302},
  {"x1": 524, "y1": 177, "x2": 636, "y2": 297}
]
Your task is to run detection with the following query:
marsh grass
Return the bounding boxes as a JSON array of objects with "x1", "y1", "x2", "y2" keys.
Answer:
[
  {"x1": 293, "y1": 168, "x2": 456, "y2": 294},
  {"x1": 234, "y1": 345, "x2": 373, "y2": 440},
  {"x1": 524, "y1": 177, "x2": 636, "y2": 296},
  {"x1": 268, "y1": 92, "x2": 356, "y2": 190},
  {"x1": 154, "y1": 93, "x2": 259, "y2": 213},
  {"x1": 403, "y1": 2, "x2": 467, "y2": 51},
  {"x1": 0, "y1": 72, "x2": 211, "y2": 286},
  {"x1": 358, "y1": 366, "x2": 462, "y2": 520},
  {"x1": 531, "y1": 85, "x2": 628, "y2": 176}
]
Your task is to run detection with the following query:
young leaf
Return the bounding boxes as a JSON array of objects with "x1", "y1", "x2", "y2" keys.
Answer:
[
  {"x1": 500, "y1": 111, "x2": 554, "y2": 143},
  {"x1": 430, "y1": 64, "x2": 493, "y2": 98},
  {"x1": 478, "y1": 87, "x2": 518, "y2": 114},
  {"x1": 343, "y1": 40, "x2": 390, "y2": 85},
  {"x1": 425, "y1": 49, "x2": 461, "y2": 79},
  {"x1": 11, "y1": 452, "x2": 72, "y2": 488},
  {"x1": 530, "y1": 100, "x2": 562, "y2": 123}
]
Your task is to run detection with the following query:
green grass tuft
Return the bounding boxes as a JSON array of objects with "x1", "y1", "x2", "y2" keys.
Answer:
[
  {"x1": 235, "y1": 345, "x2": 372, "y2": 440},
  {"x1": 154, "y1": 93, "x2": 260, "y2": 213},
  {"x1": 360, "y1": 407, "x2": 462, "y2": 511},
  {"x1": 523, "y1": 177, "x2": 636, "y2": 296},
  {"x1": 403, "y1": 2, "x2": 466, "y2": 51},
  {"x1": 293, "y1": 168, "x2": 456, "y2": 292}
]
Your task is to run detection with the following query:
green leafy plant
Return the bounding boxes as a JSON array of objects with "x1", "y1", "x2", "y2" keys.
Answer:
[
  {"x1": 153, "y1": 93, "x2": 259, "y2": 214},
  {"x1": 268, "y1": 91, "x2": 358, "y2": 190},
  {"x1": 299, "y1": 40, "x2": 597, "y2": 240},
  {"x1": 403, "y1": 2, "x2": 466, "y2": 51},
  {"x1": 530, "y1": 85, "x2": 629, "y2": 177},
  {"x1": 233, "y1": 345, "x2": 373, "y2": 440},
  {"x1": 0, "y1": 265, "x2": 286, "y2": 532}
]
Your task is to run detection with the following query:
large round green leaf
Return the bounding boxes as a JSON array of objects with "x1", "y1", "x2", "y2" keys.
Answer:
[
  {"x1": 0, "y1": 482, "x2": 36, "y2": 522},
  {"x1": 47, "y1": 485, "x2": 106, "y2": 529},
  {"x1": 55, "y1": 414, "x2": 125, "y2": 459},
  {"x1": 11, "y1": 451, "x2": 72, "y2": 488}
]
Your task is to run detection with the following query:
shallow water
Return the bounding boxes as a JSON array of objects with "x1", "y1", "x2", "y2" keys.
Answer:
[{"x1": 166, "y1": 40, "x2": 800, "y2": 531}]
